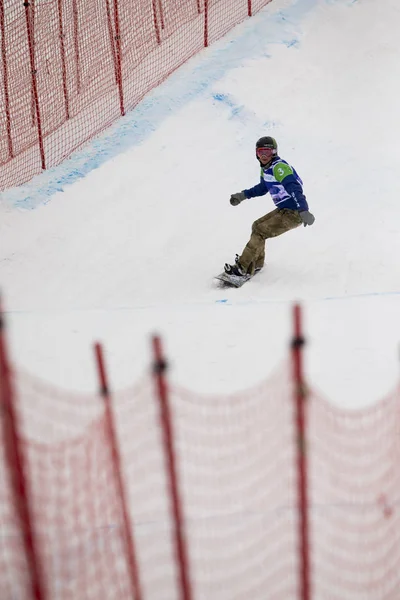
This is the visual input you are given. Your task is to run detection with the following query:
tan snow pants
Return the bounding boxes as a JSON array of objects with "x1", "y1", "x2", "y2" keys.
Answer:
[{"x1": 239, "y1": 208, "x2": 302, "y2": 275}]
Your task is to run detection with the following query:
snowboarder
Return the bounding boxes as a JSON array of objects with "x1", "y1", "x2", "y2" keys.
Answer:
[{"x1": 223, "y1": 136, "x2": 315, "y2": 282}]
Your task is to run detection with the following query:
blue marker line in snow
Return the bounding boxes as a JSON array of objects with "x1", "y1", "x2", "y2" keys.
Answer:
[{"x1": 3, "y1": 289, "x2": 400, "y2": 317}]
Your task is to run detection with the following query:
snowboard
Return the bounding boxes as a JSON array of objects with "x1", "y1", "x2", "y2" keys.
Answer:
[{"x1": 214, "y1": 272, "x2": 252, "y2": 288}]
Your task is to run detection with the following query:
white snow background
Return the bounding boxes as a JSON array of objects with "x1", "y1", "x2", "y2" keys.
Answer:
[{"x1": 1, "y1": 0, "x2": 400, "y2": 408}]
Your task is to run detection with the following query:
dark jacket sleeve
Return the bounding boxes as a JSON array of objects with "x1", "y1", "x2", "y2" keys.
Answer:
[
  {"x1": 243, "y1": 177, "x2": 268, "y2": 199},
  {"x1": 282, "y1": 176, "x2": 309, "y2": 211}
]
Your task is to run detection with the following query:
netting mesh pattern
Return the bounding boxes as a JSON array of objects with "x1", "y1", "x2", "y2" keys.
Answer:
[
  {"x1": 170, "y1": 374, "x2": 298, "y2": 599},
  {"x1": 308, "y1": 388, "x2": 400, "y2": 600},
  {"x1": 116, "y1": 369, "x2": 298, "y2": 600},
  {"x1": 1, "y1": 366, "x2": 400, "y2": 599},
  {"x1": 0, "y1": 0, "x2": 273, "y2": 191},
  {"x1": 0, "y1": 372, "x2": 134, "y2": 600}
]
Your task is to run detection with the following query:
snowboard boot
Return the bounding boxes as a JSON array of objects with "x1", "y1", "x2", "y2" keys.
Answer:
[
  {"x1": 224, "y1": 254, "x2": 246, "y2": 276},
  {"x1": 225, "y1": 254, "x2": 263, "y2": 276}
]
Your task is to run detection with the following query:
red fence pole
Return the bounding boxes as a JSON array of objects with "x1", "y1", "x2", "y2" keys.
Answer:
[
  {"x1": 27, "y1": 0, "x2": 35, "y2": 128},
  {"x1": 94, "y1": 342, "x2": 142, "y2": 600},
  {"x1": 291, "y1": 304, "x2": 311, "y2": 600},
  {"x1": 152, "y1": 335, "x2": 193, "y2": 600},
  {"x1": 105, "y1": 0, "x2": 119, "y2": 86},
  {"x1": 71, "y1": 0, "x2": 81, "y2": 93},
  {"x1": 111, "y1": 0, "x2": 125, "y2": 116},
  {"x1": 151, "y1": 0, "x2": 161, "y2": 44},
  {"x1": 248, "y1": 0, "x2": 252, "y2": 17},
  {"x1": 0, "y1": 302, "x2": 47, "y2": 600},
  {"x1": 23, "y1": 1, "x2": 45, "y2": 170},
  {"x1": 56, "y1": 0, "x2": 70, "y2": 119},
  {"x1": 0, "y1": 0, "x2": 14, "y2": 159},
  {"x1": 204, "y1": 0, "x2": 209, "y2": 47},
  {"x1": 157, "y1": 0, "x2": 165, "y2": 31}
]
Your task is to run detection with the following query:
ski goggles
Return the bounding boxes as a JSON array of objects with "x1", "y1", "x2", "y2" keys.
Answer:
[{"x1": 256, "y1": 147, "x2": 275, "y2": 160}]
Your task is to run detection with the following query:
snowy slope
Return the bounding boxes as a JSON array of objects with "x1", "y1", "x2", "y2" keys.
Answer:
[{"x1": 1, "y1": 0, "x2": 400, "y2": 407}]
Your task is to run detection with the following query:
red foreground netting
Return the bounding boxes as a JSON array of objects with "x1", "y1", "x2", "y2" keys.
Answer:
[
  {"x1": 308, "y1": 387, "x2": 400, "y2": 599},
  {"x1": 0, "y1": 370, "x2": 139, "y2": 599},
  {"x1": 168, "y1": 370, "x2": 298, "y2": 599},
  {"x1": 1, "y1": 306, "x2": 400, "y2": 599},
  {"x1": 0, "y1": 0, "x2": 273, "y2": 192}
]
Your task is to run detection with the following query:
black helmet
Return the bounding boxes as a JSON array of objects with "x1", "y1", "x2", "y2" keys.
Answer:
[{"x1": 256, "y1": 136, "x2": 278, "y2": 153}]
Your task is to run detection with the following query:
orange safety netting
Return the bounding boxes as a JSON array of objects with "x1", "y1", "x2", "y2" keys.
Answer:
[
  {"x1": 0, "y1": 371, "x2": 137, "y2": 599},
  {"x1": 0, "y1": 0, "x2": 272, "y2": 192},
  {"x1": 308, "y1": 387, "x2": 400, "y2": 599},
  {"x1": 2, "y1": 363, "x2": 399, "y2": 599}
]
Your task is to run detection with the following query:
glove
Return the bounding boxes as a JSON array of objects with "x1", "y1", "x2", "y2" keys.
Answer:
[
  {"x1": 299, "y1": 211, "x2": 315, "y2": 227},
  {"x1": 230, "y1": 192, "x2": 246, "y2": 206}
]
